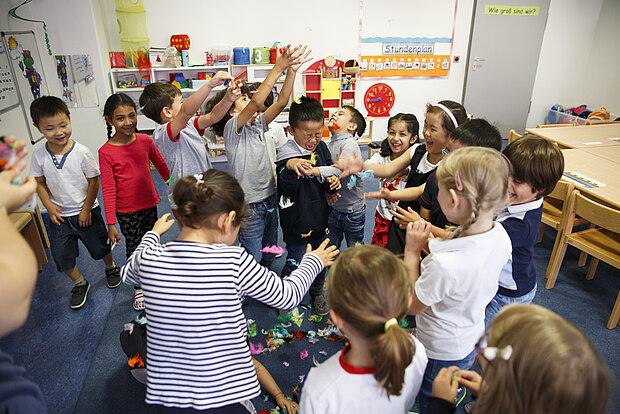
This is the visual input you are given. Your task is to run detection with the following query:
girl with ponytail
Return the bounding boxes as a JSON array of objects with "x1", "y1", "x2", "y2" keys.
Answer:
[
  {"x1": 300, "y1": 245, "x2": 428, "y2": 413},
  {"x1": 404, "y1": 146, "x2": 512, "y2": 413}
]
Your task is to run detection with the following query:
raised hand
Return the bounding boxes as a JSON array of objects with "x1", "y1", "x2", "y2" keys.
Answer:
[
  {"x1": 364, "y1": 187, "x2": 391, "y2": 200},
  {"x1": 306, "y1": 238, "x2": 339, "y2": 268},
  {"x1": 152, "y1": 213, "x2": 175, "y2": 236}
]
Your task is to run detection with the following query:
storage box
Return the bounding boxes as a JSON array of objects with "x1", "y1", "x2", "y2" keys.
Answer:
[
  {"x1": 190, "y1": 79, "x2": 210, "y2": 89},
  {"x1": 546, "y1": 109, "x2": 588, "y2": 126}
]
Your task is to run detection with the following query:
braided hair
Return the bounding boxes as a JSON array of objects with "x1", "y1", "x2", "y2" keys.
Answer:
[{"x1": 103, "y1": 93, "x2": 136, "y2": 139}]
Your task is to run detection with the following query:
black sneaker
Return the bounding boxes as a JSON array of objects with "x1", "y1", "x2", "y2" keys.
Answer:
[
  {"x1": 105, "y1": 265, "x2": 121, "y2": 288},
  {"x1": 313, "y1": 294, "x2": 330, "y2": 316},
  {"x1": 70, "y1": 282, "x2": 90, "y2": 309}
]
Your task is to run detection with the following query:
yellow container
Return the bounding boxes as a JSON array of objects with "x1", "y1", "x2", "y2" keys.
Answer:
[{"x1": 121, "y1": 38, "x2": 149, "y2": 68}]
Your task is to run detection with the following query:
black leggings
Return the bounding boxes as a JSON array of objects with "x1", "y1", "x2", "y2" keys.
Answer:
[{"x1": 116, "y1": 206, "x2": 158, "y2": 259}]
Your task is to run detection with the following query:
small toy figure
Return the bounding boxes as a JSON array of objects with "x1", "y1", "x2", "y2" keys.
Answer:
[{"x1": 20, "y1": 50, "x2": 42, "y2": 99}]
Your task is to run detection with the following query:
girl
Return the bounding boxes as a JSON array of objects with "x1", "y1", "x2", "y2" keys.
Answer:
[
  {"x1": 121, "y1": 169, "x2": 338, "y2": 412},
  {"x1": 429, "y1": 304, "x2": 612, "y2": 414},
  {"x1": 361, "y1": 101, "x2": 467, "y2": 254},
  {"x1": 300, "y1": 245, "x2": 428, "y2": 413},
  {"x1": 367, "y1": 113, "x2": 418, "y2": 247},
  {"x1": 99, "y1": 93, "x2": 169, "y2": 310},
  {"x1": 404, "y1": 147, "x2": 512, "y2": 413}
]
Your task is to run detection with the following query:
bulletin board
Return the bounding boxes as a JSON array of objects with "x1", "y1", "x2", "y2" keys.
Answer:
[
  {"x1": 359, "y1": 0, "x2": 458, "y2": 78},
  {"x1": 0, "y1": 42, "x2": 20, "y2": 113},
  {"x1": 1, "y1": 31, "x2": 49, "y2": 144}
]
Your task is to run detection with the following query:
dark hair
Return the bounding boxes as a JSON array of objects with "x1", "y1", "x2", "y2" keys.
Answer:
[
  {"x1": 289, "y1": 96, "x2": 324, "y2": 129},
  {"x1": 204, "y1": 82, "x2": 254, "y2": 137},
  {"x1": 343, "y1": 105, "x2": 366, "y2": 136},
  {"x1": 450, "y1": 118, "x2": 502, "y2": 151},
  {"x1": 30, "y1": 96, "x2": 70, "y2": 126},
  {"x1": 502, "y1": 136, "x2": 564, "y2": 198},
  {"x1": 426, "y1": 100, "x2": 467, "y2": 135},
  {"x1": 173, "y1": 169, "x2": 246, "y2": 230},
  {"x1": 103, "y1": 93, "x2": 137, "y2": 139},
  {"x1": 380, "y1": 113, "x2": 420, "y2": 157},
  {"x1": 249, "y1": 82, "x2": 275, "y2": 107},
  {"x1": 138, "y1": 82, "x2": 181, "y2": 124}
]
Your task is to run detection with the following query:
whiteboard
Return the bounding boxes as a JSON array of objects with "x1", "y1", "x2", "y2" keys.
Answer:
[{"x1": 0, "y1": 41, "x2": 20, "y2": 113}]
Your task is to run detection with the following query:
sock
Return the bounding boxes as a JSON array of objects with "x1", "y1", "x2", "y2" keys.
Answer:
[
  {"x1": 105, "y1": 262, "x2": 116, "y2": 270},
  {"x1": 74, "y1": 276, "x2": 87, "y2": 286}
]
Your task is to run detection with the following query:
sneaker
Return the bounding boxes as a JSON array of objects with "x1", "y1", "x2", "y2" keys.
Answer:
[
  {"x1": 105, "y1": 265, "x2": 121, "y2": 288},
  {"x1": 313, "y1": 294, "x2": 330, "y2": 316},
  {"x1": 70, "y1": 282, "x2": 90, "y2": 309},
  {"x1": 133, "y1": 288, "x2": 145, "y2": 311}
]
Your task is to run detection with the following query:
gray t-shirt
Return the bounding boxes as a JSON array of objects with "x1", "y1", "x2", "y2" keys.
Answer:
[
  {"x1": 223, "y1": 113, "x2": 276, "y2": 204},
  {"x1": 326, "y1": 133, "x2": 364, "y2": 213}
]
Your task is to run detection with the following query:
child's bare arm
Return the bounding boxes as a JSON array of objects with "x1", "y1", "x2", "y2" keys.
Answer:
[
  {"x1": 253, "y1": 358, "x2": 299, "y2": 413},
  {"x1": 366, "y1": 146, "x2": 414, "y2": 178},
  {"x1": 34, "y1": 176, "x2": 64, "y2": 225},
  {"x1": 197, "y1": 81, "x2": 242, "y2": 130},
  {"x1": 365, "y1": 185, "x2": 424, "y2": 202},
  {"x1": 404, "y1": 221, "x2": 431, "y2": 315},
  {"x1": 169, "y1": 71, "x2": 234, "y2": 138},
  {"x1": 79, "y1": 176, "x2": 99, "y2": 227}
]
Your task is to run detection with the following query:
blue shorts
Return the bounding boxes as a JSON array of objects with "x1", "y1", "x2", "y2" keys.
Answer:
[{"x1": 49, "y1": 206, "x2": 111, "y2": 272}]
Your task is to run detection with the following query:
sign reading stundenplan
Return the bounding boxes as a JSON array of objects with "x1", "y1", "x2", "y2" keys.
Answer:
[{"x1": 383, "y1": 43, "x2": 434, "y2": 55}]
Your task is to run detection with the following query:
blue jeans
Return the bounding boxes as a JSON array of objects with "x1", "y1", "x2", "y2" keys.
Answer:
[
  {"x1": 238, "y1": 194, "x2": 278, "y2": 269},
  {"x1": 327, "y1": 205, "x2": 366, "y2": 249},
  {"x1": 281, "y1": 236, "x2": 328, "y2": 299},
  {"x1": 416, "y1": 348, "x2": 477, "y2": 414},
  {"x1": 485, "y1": 284, "x2": 537, "y2": 326}
]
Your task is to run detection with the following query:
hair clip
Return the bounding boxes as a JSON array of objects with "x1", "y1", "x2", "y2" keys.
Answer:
[
  {"x1": 480, "y1": 345, "x2": 513, "y2": 361},
  {"x1": 193, "y1": 173, "x2": 204, "y2": 185},
  {"x1": 249, "y1": 89, "x2": 258, "y2": 94},
  {"x1": 137, "y1": 105, "x2": 145, "y2": 112},
  {"x1": 454, "y1": 170, "x2": 464, "y2": 191}
]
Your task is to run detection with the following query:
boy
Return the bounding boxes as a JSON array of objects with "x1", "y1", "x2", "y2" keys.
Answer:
[
  {"x1": 485, "y1": 136, "x2": 564, "y2": 325},
  {"x1": 138, "y1": 70, "x2": 237, "y2": 216},
  {"x1": 276, "y1": 96, "x2": 340, "y2": 315},
  {"x1": 30, "y1": 96, "x2": 119, "y2": 309},
  {"x1": 205, "y1": 45, "x2": 311, "y2": 270},
  {"x1": 326, "y1": 106, "x2": 366, "y2": 247}
]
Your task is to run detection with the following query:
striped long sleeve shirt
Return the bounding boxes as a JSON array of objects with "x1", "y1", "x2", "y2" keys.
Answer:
[{"x1": 121, "y1": 231, "x2": 323, "y2": 410}]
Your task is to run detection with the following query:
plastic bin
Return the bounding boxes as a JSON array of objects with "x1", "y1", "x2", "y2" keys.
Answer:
[
  {"x1": 546, "y1": 109, "x2": 588, "y2": 126},
  {"x1": 121, "y1": 38, "x2": 149, "y2": 68}
]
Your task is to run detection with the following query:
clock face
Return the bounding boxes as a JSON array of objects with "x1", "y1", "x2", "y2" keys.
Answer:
[{"x1": 364, "y1": 83, "x2": 395, "y2": 117}]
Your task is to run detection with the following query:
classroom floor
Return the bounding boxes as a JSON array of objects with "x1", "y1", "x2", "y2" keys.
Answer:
[{"x1": 1, "y1": 148, "x2": 619, "y2": 414}]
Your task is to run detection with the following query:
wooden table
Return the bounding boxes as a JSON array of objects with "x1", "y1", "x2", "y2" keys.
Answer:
[
  {"x1": 526, "y1": 124, "x2": 620, "y2": 149},
  {"x1": 561, "y1": 149, "x2": 620, "y2": 208},
  {"x1": 581, "y1": 145, "x2": 620, "y2": 165},
  {"x1": 9, "y1": 211, "x2": 48, "y2": 271}
]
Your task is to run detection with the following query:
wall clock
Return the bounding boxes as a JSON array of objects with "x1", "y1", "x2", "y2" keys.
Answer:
[{"x1": 363, "y1": 82, "x2": 395, "y2": 117}]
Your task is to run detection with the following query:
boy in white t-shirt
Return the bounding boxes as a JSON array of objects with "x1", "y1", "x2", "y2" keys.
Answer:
[{"x1": 30, "y1": 96, "x2": 119, "y2": 309}]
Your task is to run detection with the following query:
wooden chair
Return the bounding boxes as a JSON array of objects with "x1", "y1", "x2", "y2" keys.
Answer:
[
  {"x1": 9, "y1": 211, "x2": 48, "y2": 271},
  {"x1": 508, "y1": 129, "x2": 523, "y2": 144},
  {"x1": 586, "y1": 120, "x2": 620, "y2": 125},
  {"x1": 545, "y1": 190, "x2": 620, "y2": 328},
  {"x1": 536, "y1": 123, "x2": 576, "y2": 128}
]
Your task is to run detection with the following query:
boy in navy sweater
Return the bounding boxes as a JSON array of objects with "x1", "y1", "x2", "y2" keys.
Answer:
[
  {"x1": 276, "y1": 96, "x2": 340, "y2": 315},
  {"x1": 485, "y1": 136, "x2": 564, "y2": 325}
]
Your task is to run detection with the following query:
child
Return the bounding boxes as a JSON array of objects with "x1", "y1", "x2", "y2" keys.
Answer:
[
  {"x1": 300, "y1": 245, "x2": 428, "y2": 413},
  {"x1": 138, "y1": 70, "x2": 237, "y2": 216},
  {"x1": 120, "y1": 169, "x2": 338, "y2": 411},
  {"x1": 390, "y1": 118, "x2": 502, "y2": 240},
  {"x1": 205, "y1": 44, "x2": 311, "y2": 269},
  {"x1": 276, "y1": 96, "x2": 341, "y2": 315},
  {"x1": 429, "y1": 304, "x2": 612, "y2": 414},
  {"x1": 484, "y1": 137, "x2": 564, "y2": 325},
  {"x1": 326, "y1": 105, "x2": 367, "y2": 247},
  {"x1": 99, "y1": 93, "x2": 170, "y2": 311},
  {"x1": 29, "y1": 96, "x2": 119, "y2": 309},
  {"x1": 404, "y1": 147, "x2": 512, "y2": 413}
]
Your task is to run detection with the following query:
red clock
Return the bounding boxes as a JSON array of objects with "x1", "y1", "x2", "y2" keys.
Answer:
[{"x1": 364, "y1": 83, "x2": 395, "y2": 117}]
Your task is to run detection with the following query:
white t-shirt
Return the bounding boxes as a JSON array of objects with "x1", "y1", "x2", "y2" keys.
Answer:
[
  {"x1": 30, "y1": 141, "x2": 100, "y2": 216},
  {"x1": 415, "y1": 223, "x2": 511, "y2": 360},
  {"x1": 265, "y1": 122, "x2": 289, "y2": 175},
  {"x1": 300, "y1": 338, "x2": 428, "y2": 414}
]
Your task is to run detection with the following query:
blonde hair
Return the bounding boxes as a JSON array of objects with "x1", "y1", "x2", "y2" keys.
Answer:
[
  {"x1": 328, "y1": 245, "x2": 415, "y2": 397},
  {"x1": 436, "y1": 147, "x2": 510, "y2": 238},
  {"x1": 475, "y1": 304, "x2": 612, "y2": 414}
]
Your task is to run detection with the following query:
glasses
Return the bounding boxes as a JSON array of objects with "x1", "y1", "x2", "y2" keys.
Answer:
[{"x1": 475, "y1": 330, "x2": 513, "y2": 361}]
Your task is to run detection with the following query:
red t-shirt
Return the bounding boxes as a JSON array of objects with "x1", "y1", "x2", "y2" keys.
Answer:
[{"x1": 98, "y1": 133, "x2": 170, "y2": 224}]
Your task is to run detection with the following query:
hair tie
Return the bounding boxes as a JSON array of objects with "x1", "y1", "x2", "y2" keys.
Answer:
[
  {"x1": 454, "y1": 170, "x2": 464, "y2": 191},
  {"x1": 193, "y1": 173, "x2": 204, "y2": 185},
  {"x1": 432, "y1": 102, "x2": 459, "y2": 129},
  {"x1": 384, "y1": 318, "x2": 398, "y2": 332}
]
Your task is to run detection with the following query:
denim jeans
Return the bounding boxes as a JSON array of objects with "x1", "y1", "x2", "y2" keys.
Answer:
[
  {"x1": 327, "y1": 205, "x2": 366, "y2": 249},
  {"x1": 281, "y1": 236, "x2": 328, "y2": 299},
  {"x1": 485, "y1": 284, "x2": 537, "y2": 326},
  {"x1": 416, "y1": 347, "x2": 478, "y2": 414},
  {"x1": 238, "y1": 194, "x2": 278, "y2": 269}
]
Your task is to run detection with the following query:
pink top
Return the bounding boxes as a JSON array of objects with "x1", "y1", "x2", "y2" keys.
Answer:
[{"x1": 99, "y1": 133, "x2": 170, "y2": 225}]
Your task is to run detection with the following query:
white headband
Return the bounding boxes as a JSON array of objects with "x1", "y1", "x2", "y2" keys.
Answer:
[{"x1": 433, "y1": 102, "x2": 459, "y2": 129}]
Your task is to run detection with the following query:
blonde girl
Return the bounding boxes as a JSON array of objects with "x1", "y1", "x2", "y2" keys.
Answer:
[
  {"x1": 404, "y1": 147, "x2": 512, "y2": 413},
  {"x1": 429, "y1": 304, "x2": 612, "y2": 414},
  {"x1": 300, "y1": 245, "x2": 428, "y2": 413}
]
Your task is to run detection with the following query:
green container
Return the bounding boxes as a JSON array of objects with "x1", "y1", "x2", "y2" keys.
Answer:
[{"x1": 253, "y1": 47, "x2": 270, "y2": 64}]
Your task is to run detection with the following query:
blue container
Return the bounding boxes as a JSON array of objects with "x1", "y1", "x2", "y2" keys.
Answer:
[{"x1": 233, "y1": 47, "x2": 250, "y2": 65}]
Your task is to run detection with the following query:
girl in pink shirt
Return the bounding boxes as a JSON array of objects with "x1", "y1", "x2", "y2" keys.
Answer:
[{"x1": 99, "y1": 93, "x2": 169, "y2": 310}]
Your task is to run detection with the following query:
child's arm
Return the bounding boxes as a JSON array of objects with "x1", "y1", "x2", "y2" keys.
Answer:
[
  {"x1": 34, "y1": 176, "x2": 64, "y2": 225},
  {"x1": 404, "y1": 221, "x2": 431, "y2": 315},
  {"x1": 78, "y1": 176, "x2": 99, "y2": 228},
  {"x1": 393, "y1": 206, "x2": 451, "y2": 239},
  {"x1": 147, "y1": 138, "x2": 170, "y2": 182},
  {"x1": 253, "y1": 358, "x2": 299, "y2": 414},
  {"x1": 196, "y1": 81, "x2": 242, "y2": 130},
  {"x1": 98, "y1": 153, "x2": 121, "y2": 244},
  {"x1": 169, "y1": 71, "x2": 234, "y2": 138},
  {"x1": 365, "y1": 184, "x2": 425, "y2": 202},
  {"x1": 335, "y1": 145, "x2": 414, "y2": 178}
]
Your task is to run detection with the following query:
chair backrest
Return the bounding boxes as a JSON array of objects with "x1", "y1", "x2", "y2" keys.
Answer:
[
  {"x1": 536, "y1": 123, "x2": 577, "y2": 128},
  {"x1": 547, "y1": 179, "x2": 575, "y2": 202},
  {"x1": 572, "y1": 192, "x2": 620, "y2": 234},
  {"x1": 508, "y1": 129, "x2": 523, "y2": 144},
  {"x1": 586, "y1": 120, "x2": 620, "y2": 125}
]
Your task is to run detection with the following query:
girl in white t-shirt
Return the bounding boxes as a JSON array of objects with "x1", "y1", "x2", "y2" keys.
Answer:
[
  {"x1": 404, "y1": 147, "x2": 512, "y2": 413},
  {"x1": 300, "y1": 245, "x2": 428, "y2": 414}
]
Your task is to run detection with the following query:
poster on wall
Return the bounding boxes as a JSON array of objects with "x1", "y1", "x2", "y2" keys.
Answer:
[
  {"x1": 55, "y1": 55, "x2": 77, "y2": 106},
  {"x1": 0, "y1": 42, "x2": 20, "y2": 113},
  {"x1": 359, "y1": 0, "x2": 457, "y2": 78}
]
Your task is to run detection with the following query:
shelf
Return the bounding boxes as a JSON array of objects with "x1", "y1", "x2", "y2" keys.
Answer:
[
  {"x1": 113, "y1": 87, "x2": 144, "y2": 92},
  {"x1": 152, "y1": 66, "x2": 227, "y2": 72},
  {"x1": 111, "y1": 68, "x2": 141, "y2": 73}
]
